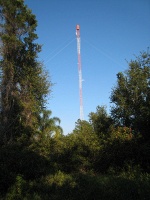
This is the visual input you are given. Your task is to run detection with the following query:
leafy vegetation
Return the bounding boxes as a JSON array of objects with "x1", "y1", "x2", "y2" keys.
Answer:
[
  {"x1": 110, "y1": 52, "x2": 150, "y2": 139},
  {"x1": 0, "y1": 0, "x2": 150, "y2": 199}
]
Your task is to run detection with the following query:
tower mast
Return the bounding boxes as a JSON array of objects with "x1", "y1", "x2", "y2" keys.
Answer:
[{"x1": 76, "y1": 25, "x2": 84, "y2": 120}]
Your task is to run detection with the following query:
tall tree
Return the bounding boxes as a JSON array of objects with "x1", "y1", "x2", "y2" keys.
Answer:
[
  {"x1": 0, "y1": 0, "x2": 50, "y2": 143},
  {"x1": 110, "y1": 50, "x2": 150, "y2": 139},
  {"x1": 89, "y1": 106, "x2": 113, "y2": 137}
]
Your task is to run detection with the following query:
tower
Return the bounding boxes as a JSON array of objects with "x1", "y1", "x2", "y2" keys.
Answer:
[{"x1": 76, "y1": 25, "x2": 84, "y2": 120}]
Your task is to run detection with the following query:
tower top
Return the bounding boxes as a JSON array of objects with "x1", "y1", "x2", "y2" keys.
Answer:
[{"x1": 76, "y1": 24, "x2": 80, "y2": 30}]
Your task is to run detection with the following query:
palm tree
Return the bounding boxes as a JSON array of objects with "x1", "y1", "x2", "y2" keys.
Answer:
[{"x1": 37, "y1": 110, "x2": 63, "y2": 139}]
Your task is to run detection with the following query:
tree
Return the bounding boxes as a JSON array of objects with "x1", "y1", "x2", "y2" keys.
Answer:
[
  {"x1": 0, "y1": 0, "x2": 50, "y2": 143},
  {"x1": 62, "y1": 119, "x2": 100, "y2": 173},
  {"x1": 37, "y1": 109, "x2": 63, "y2": 139},
  {"x1": 110, "y1": 50, "x2": 150, "y2": 139},
  {"x1": 89, "y1": 106, "x2": 113, "y2": 138}
]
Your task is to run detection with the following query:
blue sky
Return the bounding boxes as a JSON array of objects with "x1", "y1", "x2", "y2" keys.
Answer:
[{"x1": 24, "y1": 0, "x2": 150, "y2": 134}]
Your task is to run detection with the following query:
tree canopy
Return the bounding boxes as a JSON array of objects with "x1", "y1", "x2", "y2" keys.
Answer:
[
  {"x1": 0, "y1": 0, "x2": 50, "y2": 143},
  {"x1": 110, "y1": 51, "x2": 150, "y2": 139}
]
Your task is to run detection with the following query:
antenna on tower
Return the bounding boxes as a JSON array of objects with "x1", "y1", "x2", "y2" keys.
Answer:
[{"x1": 76, "y1": 25, "x2": 84, "y2": 120}]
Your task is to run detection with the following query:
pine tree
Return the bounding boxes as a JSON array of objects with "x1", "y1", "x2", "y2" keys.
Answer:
[{"x1": 0, "y1": 0, "x2": 50, "y2": 143}]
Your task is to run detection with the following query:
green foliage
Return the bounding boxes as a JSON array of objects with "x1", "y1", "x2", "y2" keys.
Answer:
[
  {"x1": 110, "y1": 50, "x2": 150, "y2": 139},
  {"x1": 93, "y1": 126, "x2": 138, "y2": 173},
  {"x1": 0, "y1": 143, "x2": 51, "y2": 196},
  {"x1": 3, "y1": 172, "x2": 150, "y2": 200},
  {"x1": 5, "y1": 175, "x2": 28, "y2": 200},
  {"x1": 89, "y1": 105, "x2": 113, "y2": 138},
  {"x1": 37, "y1": 109, "x2": 63, "y2": 140},
  {"x1": 57, "y1": 120, "x2": 100, "y2": 173},
  {"x1": 0, "y1": 0, "x2": 51, "y2": 143}
]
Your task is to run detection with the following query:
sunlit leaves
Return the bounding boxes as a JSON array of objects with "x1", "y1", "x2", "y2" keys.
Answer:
[{"x1": 110, "y1": 51, "x2": 150, "y2": 139}]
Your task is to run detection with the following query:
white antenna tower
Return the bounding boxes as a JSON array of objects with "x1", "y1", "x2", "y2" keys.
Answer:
[{"x1": 76, "y1": 25, "x2": 84, "y2": 120}]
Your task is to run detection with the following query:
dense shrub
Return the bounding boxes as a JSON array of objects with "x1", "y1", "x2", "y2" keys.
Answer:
[{"x1": 4, "y1": 172, "x2": 150, "y2": 200}]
